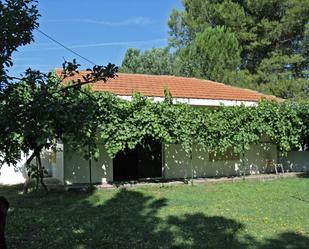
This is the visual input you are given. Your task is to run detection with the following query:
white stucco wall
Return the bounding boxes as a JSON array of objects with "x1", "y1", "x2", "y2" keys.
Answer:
[
  {"x1": 164, "y1": 143, "x2": 278, "y2": 179},
  {"x1": 49, "y1": 143, "x2": 65, "y2": 184},
  {"x1": 245, "y1": 143, "x2": 278, "y2": 174},
  {"x1": 62, "y1": 141, "x2": 278, "y2": 183},
  {"x1": 64, "y1": 143, "x2": 113, "y2": 185},
  {"x1": 40, "y1": 150, "x2": 53, "y2": 177},
  {"x1": 0, "y1": 154, "x2": 28, "y2": 185},
  {"x1": 281, "y1": 151, "x2": 309, "y2": 172},
  {"x1": 0, "y1": 149, "x2": 59, "y2": 185}
]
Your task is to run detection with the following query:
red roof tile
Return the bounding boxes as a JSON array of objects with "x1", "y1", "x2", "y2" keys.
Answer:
[{"x1": 56, "y1": 70, "x2": 279, "y2": 102}]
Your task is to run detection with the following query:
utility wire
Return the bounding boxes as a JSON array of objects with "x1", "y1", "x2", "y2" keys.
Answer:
[{"x1": 36, "y1": 28, "x2": 97, "y2": 65}]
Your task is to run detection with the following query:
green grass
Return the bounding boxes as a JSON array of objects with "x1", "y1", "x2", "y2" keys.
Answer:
[{"x1": 2, "y1": 177, "x2": 309, "y2": 249}]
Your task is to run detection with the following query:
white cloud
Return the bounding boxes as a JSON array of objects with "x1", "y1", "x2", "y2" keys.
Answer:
[
  {"x1": 12, "y1": 64, "x2": 52, "y2": 68},
  {"x1": 22, "y1": 38, "x2": 167, "y2": 51},
  {"x1": 67, "y1": 39, "x2": 166, "y2": 49},
  {"x1": 42, "y1": 17, "x2": 153, "y2": 26},
  {"x1": 13, "y1": 57, "x2": 41, "y2": 61}
]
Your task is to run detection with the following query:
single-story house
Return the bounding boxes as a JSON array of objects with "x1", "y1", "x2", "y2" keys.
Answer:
[
  {"x1": 2, "y1": 73, "x2": 306, "y2": 186},
  {"x1": 51, "y1": 72, "x2": 283, "y2": 185}
]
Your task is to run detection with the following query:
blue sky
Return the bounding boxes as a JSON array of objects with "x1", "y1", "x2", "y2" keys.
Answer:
[{"x1": 10, "y1": 0, "x2": 182, "y2": 76}]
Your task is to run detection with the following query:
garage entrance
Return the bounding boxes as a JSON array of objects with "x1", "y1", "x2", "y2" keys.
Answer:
[{"x1": 113, "y1": 138, "x2": 162, "y2": 181}]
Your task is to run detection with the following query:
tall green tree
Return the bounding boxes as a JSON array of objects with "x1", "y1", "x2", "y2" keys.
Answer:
[
  {"x1": 168, "y1": 0, "x2": 309, "y2": 72},
  {"x1": 120, "y1": 47, "x2": 174, "y2": 75},
  {"x1": 168, "y1": 0, "x2": 309, "y2": 98},
  {"x1": 174, "y1": 26, "x2": 241, "y2": 82},
  {"x1": 119, "y1": 48, "x2": 141, "y2": 74}
]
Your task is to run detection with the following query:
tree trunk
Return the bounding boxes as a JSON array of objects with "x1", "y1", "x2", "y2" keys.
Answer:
[
  {"x1": 23, "y1": 150, "x2": 37, "y2": 194},
  {"x1": 23, "y1": 145, "x2": 47, "y2": 193},
  {"x1": 36, "y1": 153, "x2": 48, "y2": 191}
]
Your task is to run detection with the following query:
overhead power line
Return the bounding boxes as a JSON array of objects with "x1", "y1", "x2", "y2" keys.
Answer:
[{"x1": 36, "y1": 28, "x2": 97, "y2": 65}]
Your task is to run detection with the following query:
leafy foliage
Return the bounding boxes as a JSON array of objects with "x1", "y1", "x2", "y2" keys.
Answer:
[
  {"x1": 0, "y1": 62, "x2": 118, "y2": 191},
  {"x1": 80, "y1": 94, "x2": 304, "y2": 158},
  {"x1": 168, "y1": 0, "x2": 309, "y2": 98},
  {"x1": 168, "y1": 0, "x2": 309, "y2": 71},
  {"x1": 291, "y1": 100, "x2": 309, "y2": 150},
  {"x1": 0, "y1": 0, "x2": 39, "y2": 87},
  {"x1": 119, "y1": 48, "x2": 174, "y2": 75},
  {"x1": 121, "y1": 0, "x2": 309, "y2": 99},
  {"x1": 174, "y1": 26, "x2": 241, "y2": 82},
  {"x1": 0, "y1": 0, "x2": 119, "y2": 191}
]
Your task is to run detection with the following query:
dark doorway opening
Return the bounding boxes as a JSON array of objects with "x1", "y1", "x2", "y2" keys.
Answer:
[{"x1": 113, "y1": 138, "x2": 162, "y2": 181}]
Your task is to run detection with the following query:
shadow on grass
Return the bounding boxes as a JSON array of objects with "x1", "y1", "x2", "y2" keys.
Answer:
[
  {"x1": 1, "y1": 185, "x2": 309, "y2": 249},
  {"x1": 259, "y1": 232, "x2": 309, "y2": 249},
  {"x1": 296, "y1": 172, "x2": 309, "y2": 178}
]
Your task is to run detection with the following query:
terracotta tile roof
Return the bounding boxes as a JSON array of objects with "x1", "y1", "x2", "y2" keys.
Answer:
[{"x1": 56, "y1": 70, "x2": 279, "y2": 102}]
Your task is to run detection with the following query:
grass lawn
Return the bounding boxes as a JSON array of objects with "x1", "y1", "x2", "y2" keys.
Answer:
[{"x1": 1, "y1": 177, "x2": 309, "y2": 249}]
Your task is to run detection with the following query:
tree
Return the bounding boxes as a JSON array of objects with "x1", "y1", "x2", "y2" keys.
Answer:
[
  {"x1": 0, "y1": 0, "x2": 39, "y2": 88},
  {"x1": 0, "y1": 0, "x2": 40, "y2": 181},
  {"x1": 119, "y1": 48, "x2": 141, "y2": 74},
  {"x1": 120, "y1": 47, "x2": 174, "y2": 75},
  {"x1": 0, "y1": 62, "x2": 117, "y2": 191},
  {"x1": 174, "y1": 26, "x2": 241, "y2": 82},
  {"x1": 168, "y1": 0, "x2": 309, "y2": 72},
  {"x1": 168, "y1": 0, "x2": 309, "y2": 98},
  {"x1": 120, "y1": 28, "x2": 241, "y2": 82},
  {"x1": 0, "y1": 0, "x2": 118, "y2": 191}
]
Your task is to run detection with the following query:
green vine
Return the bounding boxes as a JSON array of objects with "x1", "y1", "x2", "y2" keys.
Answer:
[{"x1": 90, "y1": 93, "x2": 304, "y2": 160}]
